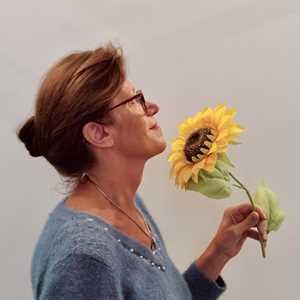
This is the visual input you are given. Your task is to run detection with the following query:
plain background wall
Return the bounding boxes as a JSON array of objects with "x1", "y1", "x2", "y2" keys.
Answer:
[{"x1": 1, "y1": 1, "x2": 299, "y2": 299}]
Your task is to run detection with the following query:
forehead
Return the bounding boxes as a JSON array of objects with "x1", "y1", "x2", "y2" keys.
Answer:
[{"x1": 114, "y1": 80, "x2": 135, "y2": 102}]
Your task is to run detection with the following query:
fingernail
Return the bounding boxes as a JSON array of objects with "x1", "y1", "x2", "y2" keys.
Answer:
[{"x1": 252, "y1": 212, "x2": 258, "y2": 221}]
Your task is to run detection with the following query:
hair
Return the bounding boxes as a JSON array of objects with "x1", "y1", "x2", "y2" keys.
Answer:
[{"x1": 16, "y1": 41, "x2": 126, "y2": 194}]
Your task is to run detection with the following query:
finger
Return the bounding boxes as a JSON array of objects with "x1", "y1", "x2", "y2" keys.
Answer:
[
  {"x1": 235, "y1": 211, "x2": 259, "y2": 236},
  {"x1": 228, "y1": 203, "x2": 268, "y2": 225},
  {"x1": 254, "y1": 206, "x2": 268, "y2": 221},
  {"x1": 257, "y1": 219, "x2": 268, "y2": 240},
  {"x1": 228, "y1": 202, "x2": 253, "y2": 217},
  {"x1": 247, "y1": 229, "x2": 268, "y2": 248},
  {"x1": 227, "y1": 202, "x2": 253, "y2": 225},
  {"x1": 252, "y1": 206, "x2": 268, "y2": 240},
  {"x1": 247, "y1": 229, "x2": 260, "y2": 241}
]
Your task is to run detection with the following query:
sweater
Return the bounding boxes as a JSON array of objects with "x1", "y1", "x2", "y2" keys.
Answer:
[{"x1": 31, "y1": 193, "x2": 227, "y2": 299}]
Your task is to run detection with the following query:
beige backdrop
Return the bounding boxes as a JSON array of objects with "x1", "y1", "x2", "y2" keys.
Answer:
[{"x1": 1, "y1": 1, "x2": 298, "y2": 299}]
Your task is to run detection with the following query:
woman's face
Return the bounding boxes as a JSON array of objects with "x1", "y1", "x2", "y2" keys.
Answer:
[{"x1": 108, "y1": 80, "x2": 167, "y2": 160}]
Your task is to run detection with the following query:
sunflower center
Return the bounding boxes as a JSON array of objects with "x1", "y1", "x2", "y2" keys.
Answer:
[{"x1": 184, "y1": 128, "x2": 214, "y2": 162}]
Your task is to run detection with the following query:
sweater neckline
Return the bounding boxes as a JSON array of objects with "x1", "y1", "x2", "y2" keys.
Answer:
[{"x1": 56, "y1": 196, "x2": 162, "y2": 262}]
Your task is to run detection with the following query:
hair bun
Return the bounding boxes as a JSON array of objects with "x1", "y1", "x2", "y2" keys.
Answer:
[{"x1": 17, "y1": 116, "x2": 43, "y2": 157}]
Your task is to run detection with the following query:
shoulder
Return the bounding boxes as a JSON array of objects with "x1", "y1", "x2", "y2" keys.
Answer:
[
  {"x1": 41, "y1": 247, "x2": 121, "y2": 299},
  {"x1": 50, "y1": 216, "x2": 120, "y2": 268}
]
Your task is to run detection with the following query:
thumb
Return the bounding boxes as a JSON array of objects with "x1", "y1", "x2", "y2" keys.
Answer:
[{"x1": 235, "y1": 211, "x2": 259, "y2": 235}]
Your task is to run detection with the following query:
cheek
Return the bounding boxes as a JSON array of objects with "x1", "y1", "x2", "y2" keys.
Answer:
[
  {"x1": 118, "y1": 120, "x2": 146, "y2": 143},
  {"x1": 129, "y1": 119, "x2": 147, "y2": 134}
]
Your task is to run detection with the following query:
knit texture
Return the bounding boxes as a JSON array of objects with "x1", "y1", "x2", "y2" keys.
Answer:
[{"x1": 31, "y1": 193, "x2": 227, "y2": 299}]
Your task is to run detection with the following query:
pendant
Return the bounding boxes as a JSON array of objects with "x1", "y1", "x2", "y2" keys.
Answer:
[{"x1": 151, "y1": 239, "x2": 156, "y2": 251}]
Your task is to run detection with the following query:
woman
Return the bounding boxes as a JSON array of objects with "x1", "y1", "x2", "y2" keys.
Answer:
[{"x1": 17, "y1": 42, "x2": 268, "y2": 300}]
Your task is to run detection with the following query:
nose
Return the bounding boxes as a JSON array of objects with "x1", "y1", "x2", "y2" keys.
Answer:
[{"x1": 146, "y1": 101, "x2": 160, "y2": 116}]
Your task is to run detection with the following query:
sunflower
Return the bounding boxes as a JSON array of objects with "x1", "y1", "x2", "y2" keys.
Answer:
[{"x1": 167, "y1": 103, "x2": 245, "y2": 190}]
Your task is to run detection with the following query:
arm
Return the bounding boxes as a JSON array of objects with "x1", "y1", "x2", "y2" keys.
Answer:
[
  {"x1": 41, "y1": 253, "x2": 121, "y2": 300},
  {"x1": 183, "y1": 202, "x2": 268, "y2": 300},
  {"x1": 182, "y1": 243, "x2": 227, "y2": 300},
  {"x1": 195, "y1": 240, "x2": 229, "y2": 281}
]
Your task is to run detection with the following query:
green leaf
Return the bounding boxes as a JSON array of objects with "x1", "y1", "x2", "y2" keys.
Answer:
[
  {"x1": 214, "y1": 160, "x2": 231, "y2": 180},
  {"x1": 217, "y1": 152, "x2": 235, "y2": 168},
  {"x1": 199, "y1": 161, "x2": 229, "y2": 181},
  {"x1": 253, "y1": 179, "x2": 286, "y2": 233},
  {"x1": 186, "y1": 173, "x2": 232, "y2": 199}
]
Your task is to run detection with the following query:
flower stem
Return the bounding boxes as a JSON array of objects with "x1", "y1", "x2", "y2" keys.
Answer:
[
  {"x1": 228, "y1": 171, "x2": 266, "y2": 258},
  {"x1": 231, "y1": 183, "x2": 244, "y2": 190}
]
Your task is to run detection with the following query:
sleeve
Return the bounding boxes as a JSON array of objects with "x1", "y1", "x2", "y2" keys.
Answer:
[
  {"x1": 41, "y1": 253, "x2": 122, "y2": 300},
  {"x1": 136, "y1": 194, "x2": 226, "y2": 299},
  {"x1": 182, "y1": 260, "x2": 227, "y2": 300}
]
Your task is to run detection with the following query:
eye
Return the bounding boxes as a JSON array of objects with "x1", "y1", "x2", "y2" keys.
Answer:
[
  {"x1": 128, "y1": 98, "x2": 139, "y2": 106},
  {"x1": 125, "y1": 98, "x2": 138, "y2": 112}
]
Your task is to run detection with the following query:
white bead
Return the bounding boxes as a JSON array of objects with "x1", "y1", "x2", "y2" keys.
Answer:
[
  {"x1": 162, "y1": 266, "x2": 166, "y2": 270},
  {"x1": 158, "y1": 266, "x2": 161, "y2": 269},
  {"x1": 87, "y1": 218, "x2": 94, "y2": 222},
  {"x1": 117, "y1": 239, "x2": 121, "y2": 242},
  {"x1": 151, "y1": 262, "x2": 155, "y2": 266},
  {"x1": 140, "y1": 255, "x2": 143, "y2": 258},
  {"x1": 130, "y1": 248, "x2": 134, "y2": 252},
  {"x1": 104, "y1": 227, "x2": 108, "y2": 231}
]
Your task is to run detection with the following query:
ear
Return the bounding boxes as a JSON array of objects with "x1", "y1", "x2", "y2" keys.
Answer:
[{"x1": 82, "y1": 122, "x2": 114, "y2": 148}]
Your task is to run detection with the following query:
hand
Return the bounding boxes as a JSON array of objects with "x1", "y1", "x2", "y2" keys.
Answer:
[{"x1": 211, "y1": 202, "x2": 268, "y2": 260}]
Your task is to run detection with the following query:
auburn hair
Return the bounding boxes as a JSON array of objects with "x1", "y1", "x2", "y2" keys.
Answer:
[{"x1": 16, "y1": 42, "x2": 126, "y2": 193}]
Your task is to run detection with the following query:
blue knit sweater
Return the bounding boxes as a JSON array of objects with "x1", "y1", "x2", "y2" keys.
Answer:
[{"x1": 31, "y1": 193, "x2": 227, "y2": 299}]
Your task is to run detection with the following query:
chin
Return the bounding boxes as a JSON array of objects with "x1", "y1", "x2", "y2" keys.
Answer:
[{"x1": 148, "y1": 139, "x2": 167, "y2": 158}]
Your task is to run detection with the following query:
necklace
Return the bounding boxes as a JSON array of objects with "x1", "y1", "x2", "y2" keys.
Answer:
[{"x1": 83, "y1": 173, "x2": 157, "y2": 251}]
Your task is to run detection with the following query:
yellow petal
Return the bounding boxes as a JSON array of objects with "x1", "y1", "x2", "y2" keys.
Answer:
[
  {"x1": 192, "y1": 159, "x2": 206, "y2": 176},
  {"x1": 204, "y1": 153, "x2": 217, "y2": 171},
  {"x1": 170, "y1": 161, "x2": 186, "y2": 178},
  {"x1": 215, "y1": 130, "x2": 229, "y2": 142},
  {"x1": 168, "y1": 151, "x2": 184, "y2": 162},
  {"x1": 228, "y1": 126, "x2": 245, "y2": 135},
  {"x1": 201, "y1": 108, "x2": 214, "y2": 124},
  {"x1": 207, "y1": 142, "x2": 218, "y2": 155},
  {"x1": 217, "y1": 115, "x2": 233, "y2": 131},
  {"x1": 192, "y1": 172, "x2": 199, "y2": 183},
  {"x1": 214, "y1": 104, "x2": 226, "y2": 112},
  {"x1": 179, "y1": 117, "x2": 196, "y2": 137},
  {"x1": 176, "y1": 165, "x2": 193, "y2": 186},
  {"x1": 171, "y1": 139, "x2": 185, "y2": 150},
  {"x1": 217, "y1": 145, "x2": 228, "y2": 152},
  {"x1": 225, "y1": 108, "x2": 237, "y2": 118},
  {"x1": 213, "y1": 105, "x2": 226, "y2": 124}
]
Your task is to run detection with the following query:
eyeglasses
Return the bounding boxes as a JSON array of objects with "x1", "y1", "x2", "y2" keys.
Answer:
[{"x1": 106, "y1": 90, "x2": 148, "y2": 114}]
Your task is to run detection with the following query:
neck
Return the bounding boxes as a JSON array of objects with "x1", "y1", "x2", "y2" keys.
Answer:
[{"x1": 73, "y1": 153, "x2": 146, "y2": 212}]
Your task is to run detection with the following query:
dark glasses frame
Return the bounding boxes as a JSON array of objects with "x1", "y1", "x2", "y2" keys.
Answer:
[{"x1": 106, "y1": 90, "x2": 148, "y2": 114}]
